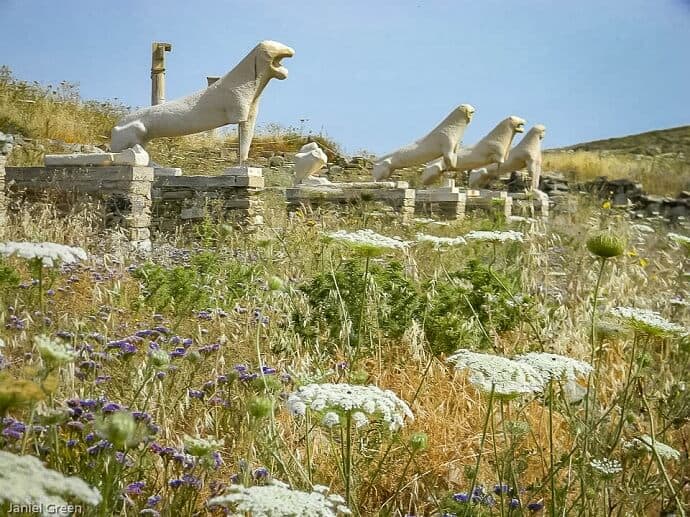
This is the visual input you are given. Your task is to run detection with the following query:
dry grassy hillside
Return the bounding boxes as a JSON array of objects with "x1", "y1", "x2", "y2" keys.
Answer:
[{"x1": 543, "y1": 126, "x2": 690, "y2": 196}]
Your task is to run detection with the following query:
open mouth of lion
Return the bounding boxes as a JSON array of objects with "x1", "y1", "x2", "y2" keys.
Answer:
[
  {"x1": 514, "y1": 123, "x2": 525, "y2": 133},
  {"x1": 271, "y1": 49, "x2": 294, "y2": 79}
]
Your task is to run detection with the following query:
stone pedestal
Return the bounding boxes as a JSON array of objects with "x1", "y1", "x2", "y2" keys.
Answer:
[
  {"x1": 6, "y1": 165, "x2": 154, "y2": 250},
  {"x1": 415, "y1": 179, "x2": 466, "y2": 220},
  {"x1": 0, "y1": 157, "x2": 6, "y2": 237},
  {"x1": 152, "y1": 169, "x2": 265, "y2": 231},
  {"x1": 285, "y1": 181, "x2": 415, "y2": 219},
  {"x1": 508, "y1": 190, "x2": 549, "y2": 217},
  {"x1": 465, "y1": 190, "x2": 512, "y2": 218}
]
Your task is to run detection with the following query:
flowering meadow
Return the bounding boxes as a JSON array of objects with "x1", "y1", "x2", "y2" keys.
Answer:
[{"x1": 0, "y1": 197, "x2": 688, "y2": 516}]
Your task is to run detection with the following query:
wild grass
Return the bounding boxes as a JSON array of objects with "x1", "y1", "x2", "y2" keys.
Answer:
[
  {"x1": 543, "y1": 150, "x2": 690, "y2": 196},
  {"x1": 0, "y1": 194, "x2": 688, "y2": 515}
]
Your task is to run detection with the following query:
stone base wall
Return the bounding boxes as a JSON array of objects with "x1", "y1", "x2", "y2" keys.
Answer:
[
  {"x1": 0, "y1": 157, "x2": 6, "y2": 237},
  {"x1": 152, "y1": 170, "x2": 264, "y2": 231},
  {"x1": 465, "y1": 190, "x2": 513, "y2": 218},
  {"x1": 509, "y1": 191, "x2": 549, "y2": 217},
  {"x1": 285, "y1": 181, "x2": 415, "y2": 219},
  {"x1": 415, "y1": 179, "x2": 466, "y2": 220},
  {"x1": 6, "y1": 165, "x2": 153, "y2": 249}
]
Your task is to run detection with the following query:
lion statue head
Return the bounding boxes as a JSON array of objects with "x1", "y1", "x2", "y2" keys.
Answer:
[
  {"x1": 254, "y1": 40, "x2": 295, "y2": 81},
  {"x1": 508, "y1": 116, "x2": 526, "y2": 134}
]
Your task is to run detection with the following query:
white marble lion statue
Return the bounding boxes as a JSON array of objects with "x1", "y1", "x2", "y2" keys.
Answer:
[
  {"x1": 111, "y1": 40, "x2": 295, "y2": 163},
  {"x1": 420, "y1": 116, "x2": 526, "y2": 185},
  {"x1": 469, "y1": 124, "x2": 546, "y2": 190},
  {"x1": 372, "y1": 104, "x2": 475, "y2": 181}
]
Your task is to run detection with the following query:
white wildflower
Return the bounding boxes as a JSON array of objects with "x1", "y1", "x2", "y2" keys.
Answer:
[
  {"x1": 183, "y1": 435, "x2": 224, "y2": 457},
  {"x1": 624, "y1": 435, "x2": 681, "y2": 461},
  {"x1": 208, "y1": 480, "x2": 351, "y2": 516},
  {"x1": 609, "y1": 307, "x2": 687, "y2": 337},
  {"x1": 464, "y1": 230, "x2": 524, "y2": 243},
  {"x1": 415, "y1": 233, "x2": 466, "y2": 248},
  {"x1": 668, "y1": 232, "x2": 690, "y2": 248},
  {"x1": 590, "y1": 458, "x2": 623, "y2": 476},
  {"x1": 34, "y1": 335, "x2": 77, "y2": 365},
  {"x1": 0, "y1": 241, "x2": 87, "y2": 267},
  {"x1": 287, "y1": 383, "x2": 413, "y2": 431},
  {"x1": 0, "y1": 451, "x2": 101, "y2": 515},
  {"x1": 446, "y1": 349, "x2": 543, "y2": 398},
  {"x1": 325, "y1": 229, "x2": 408, "y2": 255},
  {"x1": 321, "y1": 412, "x2": 340, "y2": 428},
  {"x1": 514, "y1": 352, "x2": 592, "y2": 403},
  {"x1": 352, "y1": 411, "x2": 369, "y2": 428},
  {"x1": 0, "y1": 337, "x2": 4, "y2": 348}
]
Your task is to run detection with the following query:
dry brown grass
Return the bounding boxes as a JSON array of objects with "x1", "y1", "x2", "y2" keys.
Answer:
[{"x1": 544, "y1": 150, "x2": 690, "y2": 196}]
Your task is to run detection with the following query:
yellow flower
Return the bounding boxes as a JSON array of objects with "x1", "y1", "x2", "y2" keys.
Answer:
[
  {"x1": 602, "y1": 200, "x2": 612, "y2": 209},
  {"x1": 639, "y1": 258, "x2": 649, "y2": 267}
]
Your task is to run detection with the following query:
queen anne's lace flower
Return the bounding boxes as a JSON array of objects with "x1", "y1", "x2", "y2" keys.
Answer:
[
  {"x1": 514, "y1": 352, "x2": 592, "y2": 403},
  {"x1": 590, "y1": 458, "x2": 623, "y2": 476},
  {"x1": 609, "y1": 307, "x2": 687, "y2": 337},
  {"x1": 415, "y1": 234, "x2": 466, "y2": 248},
  {"x1": 624, "y1": 435, "x2": 681, "y2": 461},
  {"x1": 287, "y1": 383, "x2": 413, "y2": 431},
  {"x1": 183, "y1": 435, "x2": 224, "y2": 457},
  {"x1": 0, "y1": 451, "x2": 101, "y2": 515},
  {"x1": 208, "y1": 479, "x2": 351, "y2": 516},
  {"x1": 446, "y1": 349, "x2": 543, "y2": 398},
  {"x1": 321, "y1": 412, "x2": 340, "y2": 428},
  {"x1": 325, "y1": 229, "x2": 408, "y2": 254},
  {"x1": 0, "y1": 241, "x2": 87, "y2": 267},
  {"x1": 35, "y1": 335, "x2": 77, "y2": 365},
  {"x1": 464, "y1": 230, "x2": 524, "y2": 243}
]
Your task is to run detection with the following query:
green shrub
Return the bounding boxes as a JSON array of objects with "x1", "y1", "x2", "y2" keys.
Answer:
[
  {"x1": 131, "y1": 251, "x2": 256, "y2": 314},
  {"x1": 425, "y1": 260, "x2": 533, "y2": 355},
  {"x1": 296, "y1": 259, "x2": 421, "y2": 348}
]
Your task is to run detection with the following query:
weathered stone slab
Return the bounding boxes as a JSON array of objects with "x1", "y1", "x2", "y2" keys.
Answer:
[
  {"x1": 285, "y1": 182, "x2": 415, "y2": 219},
  {"x1": 154, "y1": 167, "x2": 182, "y2": 177},
  {"x1": 44, "y1": 145, "x2": 149, "y2": 167}
]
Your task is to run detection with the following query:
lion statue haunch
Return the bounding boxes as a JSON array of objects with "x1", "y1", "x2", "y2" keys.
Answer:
[
  {"x1": 371, "y1": 104, "x2": 475, "y2": 181},
  {"x1": 421, "y1": 115, "x2": 526, "y2": 185},
  {"x1": 111, "y1": 40, "x2": 295, "y2": 162},
  {"x1": 469, "y1": 124, "x2": 546, "y2": 190}
]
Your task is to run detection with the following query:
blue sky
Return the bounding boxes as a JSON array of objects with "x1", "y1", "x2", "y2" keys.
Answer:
[{"x1": 1, "y1": 0, "x2": 689, "y2": 154}]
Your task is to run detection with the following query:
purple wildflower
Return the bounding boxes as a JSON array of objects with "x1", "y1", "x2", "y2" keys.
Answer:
[
  {"x1": 527, "y1": 501, "x2": 545, "y2": 512},
  {"x1": 125, "y1": 481, "x2": 146, "y2": 495},
  {"x1": 188, "y1": 389, "x2": 204, "y2": 400}
]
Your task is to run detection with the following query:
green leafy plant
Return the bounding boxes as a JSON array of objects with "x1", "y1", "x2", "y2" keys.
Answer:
[
  {"x1": 425, "y1": 260, "x2": 534, "y2": 355},
  {"x1": 296, "y1": 259, "x2": 421, "y2": 349}
]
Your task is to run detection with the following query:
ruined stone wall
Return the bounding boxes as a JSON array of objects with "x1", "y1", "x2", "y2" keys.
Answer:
[
  {"x1": 6, "y1": 165, "x2": 154, "y2": 249},
  {"x1": 152, "y1": 172, "x2": 264, "y2": 232}
]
